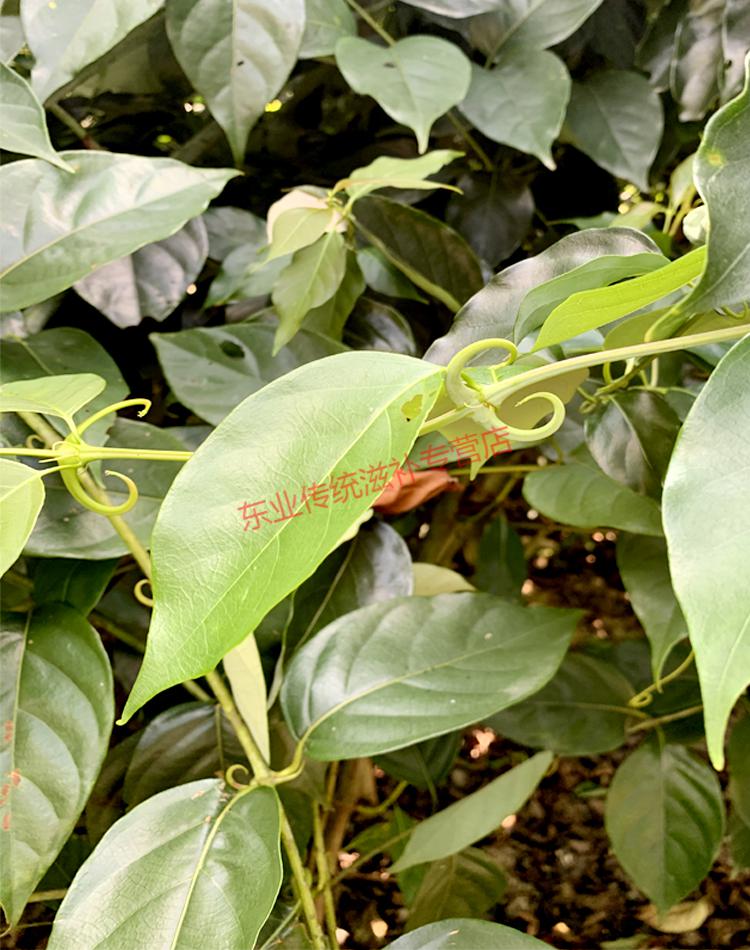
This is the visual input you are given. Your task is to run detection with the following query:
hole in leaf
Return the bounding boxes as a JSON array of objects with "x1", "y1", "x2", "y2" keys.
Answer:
[
  {"x1": 400, "y1": 394, "x2": 423, "y2": 422},
  {"x1": 220, "y1": 341, "x2": 244, "y2": 359}
]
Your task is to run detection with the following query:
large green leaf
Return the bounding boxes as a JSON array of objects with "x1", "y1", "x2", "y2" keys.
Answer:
[
  {"x1": 47, "y1": 781, "x2": 282, "y2": 949},
  {"x1": 0, "y1": 460, "x2": 44, "y2": 577},
  {"x1": 616, "y1": 535, "x2": 687, "y2": 681},
  {"x1": 74, "y1": 218, "x2": 208, "y2": 328},
  {"x1": 0, "y1": 327, "x2": 128, "y2": 443},
  {"x1": 663, "y1": 334, "x2": 750, "y2": 768},
  {"x1": 0, "y1": 374, "x2": 105, "y2": 428},
  {"x1": 272, "y1": 230, "x2": 348, "y2": 351},
  {"x1": 335, "y1": 36, "x2": 471, "y2": 153},
  {"x1": 677, "y1": 55, "x2": 750, "y2": 319},
  {"x1": 300, "y1": 0, "x2": 356, "y2": 58},
  {"x1": 165, "y1": 0, "x2": 305, "y2": 164},
  {"x1": 0, "y1": 606, "x2": 113, "y2": 926},
  {"x1": 564, "y1": 70, "x2": 664, "y2": 190},
  {"x1": 121, "y1": 351, "x2": 444, "y2": 720},
  {"x1": 353, "y1": 195, "x2": 483, "y2": 312},
  {"x1": 342, "y1": 150, "x2": 462, "y2": 203},
  {"x1": 459, "y1": 52, "x2": 570, "y2": 169},
  {"x1": 406, "y1": 849, "x2": 506, "y2": 931},
  {"x1": 532, "y1": 247, "x2": 705, "y2": 351},
  {"x1": 584, "y1": 391, "x2": 681, "y2": 498},
  {"x1": 468, "y1": 0, "x2": 606, "y2": 57},
  {"x1": 388, "y1": 918, "x2": 550, "y2": 948},
  {"x1": 426, "y1": 228, "x2": 662, "y2": 363},
  {"x1": 488, "y1": 653, "x2": 635, "y2": 755},
  {"x1": 523, "y1": 461, "x2": 664, "y2": 536},
  {"x1": 392, "y1": 752, "x2": 551, "y2": 871},
  {"x1": 281, "y1": 593, "x2": 579, "y2": 760},
  {"x1": 122, "y1": 703, "x2": 246, "y2": 807},
  {"x1": 0, "y1": 63, "x2": 71, "y2": 169},
  {"x1": 22, "y1": 0, "x2": 163, "y2": 100},
  {"x1": 605, "y1": 741, "x2": 724, "y2": 913},
  {"x1": 0, "y1": 153, "x2": 237, "y2": 312},
  {"x1": 151, "y1": 313, "x2": 346, "y2": 425}
]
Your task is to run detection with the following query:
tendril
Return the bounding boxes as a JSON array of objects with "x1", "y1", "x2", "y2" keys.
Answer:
[
  {"x1": 59, "y1": 464, "x2": 139, "y2": 516},
  {"x1": 225, "y1": 763, "x2": 252, "y2": 789},
  {"x1": 134, "y1": 578, "x2": 154, "y2": 607},
  {"x1": 75, "y1": 398, "x2": 152, "y2": 437},
  {"x1": 445, "y1": 338, "x2": 518, "y2": 407},
  {"x1": 490, "y1": 390, "x2": 567, "y2": 444}
]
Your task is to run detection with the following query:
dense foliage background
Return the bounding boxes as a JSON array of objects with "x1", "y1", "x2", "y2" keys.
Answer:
[{"x1": 1, "y1": 1, "x2": 749, "y2": 948}]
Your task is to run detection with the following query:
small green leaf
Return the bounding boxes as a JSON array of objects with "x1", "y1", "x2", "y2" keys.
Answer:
[
  {"x1": 0, "y1": 605, "x2": 114, "y2": 926},
  {"x1": 663, "y1": 334, "x2": 750, "y2": 768},
  {"x1": 47, "y1": 781, "x2": 282, "y2": 950},
  {"x1": 0, "y1": 460, "x2": 44, "y2": 576},
  {"x1": 281, "y1": 593, "x2": 579, "y2": 760},
  {"x1": 122, "y1": 351, "x2": 444, "y2": 720},
  {"x1": 460, "y1": 52, "x2": 570, "y2": 169},
  {"x1": 335, "y1": 36, "x2": 471, "y2": 153},
  {"x1": 406, "y1": 848, "x2": 507, "y2": 930},
  {"x1": 166, "y1": 0, "x2": 305, "y2": 164},
  {"x1": 0, "y1": 63, "x2": 71, "y2": 169},
  {"x1": 267, "y1": 207, "x2": 340, "y2": 263},
  {"x1": 340, "y1": 149, "x2": 462, "y2": 202},
  {"x1": 605, "y1": 741, "x2": 724, "y2": 913},
  {"x1": 523, "y1": 461, "x2": 664, "y2": 536},
  {"x1": 300, "y1": 0, "x2": 356, "y2": 58},
  {"x1": 393, "y1": 752, "x2": 551, "y2": 871},
  {"x1": 376, "y1": 734, "x2": 462, "y2": 791},
  {"x1": 388, "y1": 918, "x2": 550, "y2": 948},
  {"x1": 473, "y1": 515, "x2": 526, "y2": 600},
  {"x1": 357, "y1": 247, "x2": 427, "y2": 303},
  {"x1": 224, "y1": 636, "x2": 270, "y2": 761},
  {"x1": 0, "y1": 153, "x2": 237, "y2": 312},
  {"x1": 488, "y1": 654, "x2": 635, "y2": 755},
  {"x1": 533, "y1": 247, "x2": 705, "y2": 351},
  {"x1": 564, "y1": 70, "x2": 664, "y2": 190},
  {"x1": 272, "y1": 230, "x2": 348, "y2": 351},
  {"x1": 0, "y1": 374, "x2": 105, "y2": 428}
]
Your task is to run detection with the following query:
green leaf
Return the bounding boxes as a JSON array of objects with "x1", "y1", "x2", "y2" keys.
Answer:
[
  {"x1": 728, "y1": 716, "x2": 750, "y2": 827},
  {"x1": 31, "y1": 557, "x2": 118, "y2": 615},
  {"x1": 376, "y1": 733, "x2": 462, "y2": 791},
  {"x1": 523, "y1": 461, "x2": 664, "y2": 535},
  {"x1": 281, "y1": 593, "x2": 578, "y2": 760},
  {"x1": 393, "y1": 752, "x2": 551, "y2": 872},
  {"x1": 335, "y1": 36, "x2": 471, "y2": 153},
  {"x1": 340, "y1": 149, "x2": 462, "y2": 202},
  {"x1": 272, "y1": 230, "x2": 348, "y2": 351},
  {"x1": 514, "y1": 247, "x2": 666, "y2": 345},
  {"x1": 353, "y1": 195, "x2": 483, "y2": 311},
  {"x1": 388, "y1": 918, "x2": 550, "y2": 948},
  {"x1": 303, "y1": 250, "x2": 365, "y2": 339},
  {"x1": 357, "y1": 246, "x2": 427, "y2": 303},
  {"x1": 412, "y1": 564, "x2": 474, "y2": 596},
  {"x1": 663, "y1": 334, "x2": 750, "y2": 768},
  {"x1": 729, "y1": 809, "x2": 750, "y2": 870},
  {"x1": 345, "y1": 297, "x2": 417, "y2": 356},
  {"x1": 0, "y1": 460, "x2": 44, "y2": 576},
  {"x1": 300, "y1": 0, "x2": 356, "y2": 58},
  {"x1": 121, "y1": 351, "x2": 444, "y2": 720},
  {"x1": 401, "y1": 0, "x2": 510, "y2": 15},
  {"x1": 605, "y1": 741, "x2": 724, "y2": 913},
  {"x1": 459, "y1": 52, "x2": 570, "y2": 169},
  {"x1": 267, "y1": 207, "x2": 340, "y2": 263},
  {"x1": 670, "y1": 1, "x2": 724, "y2": 121},
  {"x1": 564, "y1": 70, "x2": 664, "y2": 190},
  {"x1": 488, "y1": 653, "x2": 635, "y2": 755},
  {"x1": 203, "y1": 205, "x2": 267, "y2": 261},
  {"x1": 0, "y1": 153, "x2": 237, "y2": 312},
  {"x1": 22, "y1": 0, "x2": 163, "y2": 100},
  {"x1": 24, "y1": 419, "x2": 186, "y2": 560},
  {"x1": 406, "y1": 849, "x2": 507, "y2": 931},
  {"x1": 0, "y1": 15, "x2": 25, "y2": 64},
  {"x1": 0, "y1": 63, "x2": 71, "y2": 169},
  {"x1": 151, "y1": 313, "x2": 347, "y2": 425},
  {"x1": 468, "y1": 0, "x2": 606, "y2": 57},
  {"x1": 74, "y1": 218, "x2": 208, "y2": 328},
  {"x1": 165, "y1": 0, "x2": 305, "y2": 164},
  {"x1": 123, "y1": 703, "x2": 246, "y2": 808},
  {"x1": 532, "y1": 247, "x2": 705, "y2": 352},
  {"x1": 0, "y1": 327, "x2": 128, "y2": 443},
  {"x1": 0, "y1": 605, "x2": 113, "y2": 926},
  {"x1": 0, "y1": 373, "x2": 105, "y2": 428},
  {"x1": 584, "y1": 391, "x2": 681, "y2": 498},
  {"x1": 47, "y1": 781, "x2": 282, "y2": 950},
  {"x1": 224, "y1": 636, "x2": 270, "y2": 761},
  {"x1": 616, "y1": 535, "x2": 687, "y2": 682},
  {"x1": 473, "y1": 514, "x2": 526, "y2": 600},
  {"x1": 426, "y1": 228, "x2": 663, "y2": 363},
  {"x1": 677, "y1": 55, "x2": 750, "y2": 318}
]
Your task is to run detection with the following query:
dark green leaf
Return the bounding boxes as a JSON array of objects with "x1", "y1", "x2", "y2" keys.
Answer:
[
  {"x1": 406, "y1": 849, "x2": 507, "y2": 931},
  {"x1": 344, "y1": 298, "x2": 417, "y2": 356},
  {"x1": 31, "y1": 557, "x2": 118, "y2": 614},
  {"x1": 202, "y1": 206, "x2": 266, "y2": 262},
  {"x1": 0, "y1": 605, "x2": 113, "y2": 926},
  {"x1": 473, "y1": 514, "x2": 526, "y2": 600},
  {"x1": 376, "y1": 733, "x2": 463, "y2": 791},
  {"x1": 728, "y1": 716, "x2": 750, "y2": 827},
  {"x1": 281, "y1": 593, "x2": 579, "y2": 760}
]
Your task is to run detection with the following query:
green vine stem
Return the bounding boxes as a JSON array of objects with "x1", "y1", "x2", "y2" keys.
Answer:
[
  {"x1": 312, "y1": 803, "x2": 338, "y2": 949},
  {"x1": 628, "y1": 650, "x2": 695, "y2": 709}
]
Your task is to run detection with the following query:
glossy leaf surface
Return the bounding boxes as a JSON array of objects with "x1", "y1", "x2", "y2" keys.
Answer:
[
  {"x1": 388, "y1": 918, "x2": 550, "y2": 948},
  {"x1": 0, "y1": 63, "x2": 71, "y2": 169}
]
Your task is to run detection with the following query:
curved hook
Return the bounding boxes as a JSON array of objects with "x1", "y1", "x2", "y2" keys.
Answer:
[
  {"x1": 491, "y1": 390, "x2": 567, "y2": 445},
  {"x1": 76, "y1": 398, "x2": 152, "y2": 437},
  {"x1": 445, "y1": 338, "x2": 518, "y2": 407},
  {"x1": 225, "y1": 763, "x2": 252, "y2": 790},
  {"x1": 134, "y1": 578, "x2": 154, "y2": 607},
  {"x1": 59, "y1": 465, "x2": 139, "y2": 516}
]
